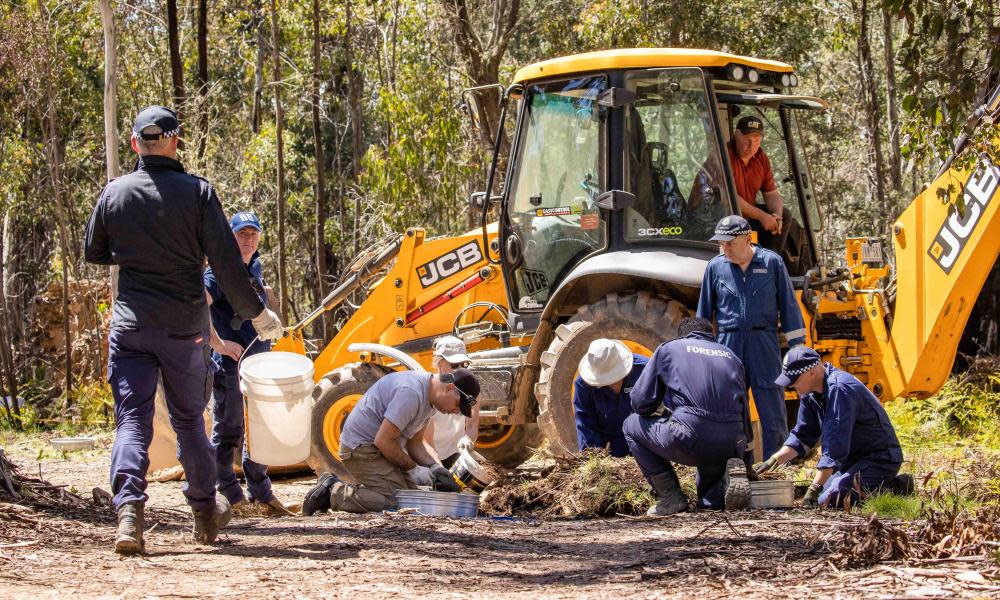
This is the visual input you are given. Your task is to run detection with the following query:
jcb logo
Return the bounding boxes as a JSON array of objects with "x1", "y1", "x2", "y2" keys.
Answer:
[
  {"x1": 928, "y1": 162, "x2": 1000, "y2": 274},
  {"x1": 416, "y1": 240, "x2": 483, "y2": 288}
]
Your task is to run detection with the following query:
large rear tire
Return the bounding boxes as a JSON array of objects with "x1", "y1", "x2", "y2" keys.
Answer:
[
  {"x1": 474, "y1": 423, "x2": 543, "y2": 467},
  {"x1": 535, "y1": 292, "x2": 688, "y2": 456},
  {"x1": 307, "y1": 362, "x2": 390, "y2": 478}
]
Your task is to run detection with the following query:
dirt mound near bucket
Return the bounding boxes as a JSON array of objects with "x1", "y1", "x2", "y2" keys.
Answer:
[{"x1": 479, "y1": 449, "x2": 654, "y2": 517}]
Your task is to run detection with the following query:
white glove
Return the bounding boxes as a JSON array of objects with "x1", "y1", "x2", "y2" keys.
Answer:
[
  {"x1": 251, "y1": 308, "x2": 284, "y2": 342},
  {"x1": 457, "y1": 436, "x2": 474, "y2": 453},
  {"x1": 406, "y1": 465, "x2": 433, "y2": 487}
]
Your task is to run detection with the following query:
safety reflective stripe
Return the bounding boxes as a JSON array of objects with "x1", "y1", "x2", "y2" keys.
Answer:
[{"x1": 784, "y1": 328, "x2": 806, "y2": 340}]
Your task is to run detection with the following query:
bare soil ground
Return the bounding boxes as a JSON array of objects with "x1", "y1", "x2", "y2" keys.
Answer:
[{"x1": 1, "y1": 436, "x2": 998, "y2": 599}]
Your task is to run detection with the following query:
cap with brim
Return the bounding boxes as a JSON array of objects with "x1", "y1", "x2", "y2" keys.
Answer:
[
  {"x1": 775, "y1": 346, "x2": 822, "y2": 387},
  {"x1": 444, "y1": 368, "x2": 480, "y2": 418},
  {"x1": 709, "y1": 215, "x2": 753, "y2": 242},
  {"x1": 736, "y1": 115, "x2": 764, "y2": 135},
  {"x1": 231, "y1": 211, "x2": 262, "y2": 232},
  {"x1": 433, "y1": 335, "x2": 471, "y2": 364},
  {"x1": 132, "y1": 106, "x2": 180, "y2": 140},
  {"x1": 578, "y1": 339, "x2": 633, "y2": 388}
]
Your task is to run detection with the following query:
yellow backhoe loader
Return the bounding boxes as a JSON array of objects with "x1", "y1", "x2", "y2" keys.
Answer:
[{"x1": 149, "y1": 48, "x2": 999, "y2": 476}]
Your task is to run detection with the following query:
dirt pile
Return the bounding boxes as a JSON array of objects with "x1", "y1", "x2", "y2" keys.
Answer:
[
  {"x1": 831, "y1": 504, "x2": 1000, "y2": 567},
  {"x1": 480, "y1": 450, "x2": 654, "y2": 517}
]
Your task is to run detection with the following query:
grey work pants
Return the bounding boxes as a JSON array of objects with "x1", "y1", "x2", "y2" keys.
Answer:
[{"x1": 330, "y1": 445, "x2": 416, "y2": 513}]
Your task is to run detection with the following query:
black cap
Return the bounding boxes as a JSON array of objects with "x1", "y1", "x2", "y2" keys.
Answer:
[
  {"x1": 132, "y1": 106, "x2": 181, "y2": 140},
  {"x1": 442, "y1": 368, "x2": 480, "y2": 418},
  {"x1": 775, "y1": 346, "x2": 822, "y2": 387},
  {"x1": 736, "y1": 115, "x2": 764, "y2": 135},
  {"x1": 709, "y1": 215, "x2": 753, "y2": 242}
]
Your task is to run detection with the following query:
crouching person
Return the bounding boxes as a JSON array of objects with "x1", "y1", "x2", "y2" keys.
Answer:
[
  {"x1": 624, "y1": 318, "x2": 753, "y2": 515},
  {"x1": 301, "y1": 369, "x2": 481, "y2": 515},
  {"x1": 573, "y1": 339, "x2": 648, "y2": 457},
  {"x1": 756, "y1": 346, "x2": 913, "y2": 507}
]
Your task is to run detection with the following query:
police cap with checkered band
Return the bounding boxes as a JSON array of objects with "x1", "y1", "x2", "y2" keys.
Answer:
[
  {"x1": 709, "y1": 215, "x2": 753, "y2": 242},
  {"x1": 132, "y1": 106, "x2": 181, "y2": 141},
  {"x1": 775, "y1": 346, "x2": 823, "y2": 387}
]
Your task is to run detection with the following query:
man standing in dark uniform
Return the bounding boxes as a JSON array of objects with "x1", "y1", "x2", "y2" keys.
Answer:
[
  {"x1": 624, "y1": 318, "x2": 753, "y2": 514},
  {"x1": 697, "y1": 215, "x2": 805, "y2": 460},
  {"x1": 206, "y1": 211, "x2": 289, "y2": 514},
  {"x1": 85, "y1": 106, "x2": 283, "y2": 554}
]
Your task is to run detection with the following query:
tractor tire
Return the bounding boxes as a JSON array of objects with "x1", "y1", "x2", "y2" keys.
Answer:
[
  {"x1": 307, "y1": 362, "x2": 390, "y2": 479},
  {"x1": 474, "y1": 423, "x2": 543, "y2": 467},
  {"x1": 536, "y1": 291, "x2": 688, "y2": 456}
]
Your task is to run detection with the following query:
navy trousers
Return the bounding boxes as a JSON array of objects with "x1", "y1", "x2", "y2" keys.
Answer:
[
  {"x1": 108, "y1": 326, "x2": 216, "y2": 512},
  {"x1": 819, "y1": 458, "x2": 902, "y2": 508},
  {"x1": 212, "y1": 369, "x2": 274, "y2": 505},
  {"x1": 624, "y1": 411, "x2": 746, "y2": 509}
]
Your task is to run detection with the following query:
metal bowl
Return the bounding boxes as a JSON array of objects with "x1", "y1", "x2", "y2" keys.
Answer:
[
  {"x1": 50, "y1": 436, "x2": 97, "y2": 451},
  {"x1": 750, "y1": 479, "x2": 794, "y2": 508},
  {"x1": 395, "y1": 489, "x2": 479, "y2": 518}
]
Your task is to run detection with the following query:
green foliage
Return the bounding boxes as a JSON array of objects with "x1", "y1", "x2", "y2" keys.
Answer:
[{"x1": 861, "y1": 491, "x2": 924, "y2": 519}]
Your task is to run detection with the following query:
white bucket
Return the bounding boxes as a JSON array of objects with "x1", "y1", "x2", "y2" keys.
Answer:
[
  {"x1": 239, "y1": 352, "x2": 315, "y2": 466},
  {"x1": 449, "y1": 449, "x2": 494, "y2": 493}
]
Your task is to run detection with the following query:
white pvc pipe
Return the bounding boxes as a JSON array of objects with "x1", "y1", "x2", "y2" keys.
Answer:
[{"x1": 347, "y1": 343, "x2": 425, "y2": 372}]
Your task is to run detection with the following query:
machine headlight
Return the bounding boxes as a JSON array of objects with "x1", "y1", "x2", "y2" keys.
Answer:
[
  {"x1": 781, "y1": 73, "x2": 791, "y2": 87},
  {"x1": 728, "y1": 65, "x2": 745, "y2": 81},
  {"x1": 747, "y1": 69, "x2": 760, "y2": 84},
  {"x1": 789, "y1": 73, "x2": 799, "y2": 87}
]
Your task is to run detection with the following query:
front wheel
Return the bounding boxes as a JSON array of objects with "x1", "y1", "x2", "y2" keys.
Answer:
[{"x1": 535, "y1": 291, "x2": 688, "y2": 456}]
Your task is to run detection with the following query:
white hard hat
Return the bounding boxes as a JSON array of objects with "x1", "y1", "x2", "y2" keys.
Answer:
[
  {"x1": 433, "y1": 335, "x2": 471, "y2": 364},
  {"x1": 577, "y1": 339, "x2": 633, "y2": 388}
]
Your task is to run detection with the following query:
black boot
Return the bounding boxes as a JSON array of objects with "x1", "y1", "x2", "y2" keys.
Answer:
[
  {"x1": 724, "y1": 457, "x2": 752, "y2": 510},
  {"x1": 114, "y1": 502, "x2": 145, "y2": 555},
  {"x1": 302, "y1": 473, "x2": 339, "y2": 516},
  {"x1": 192, "y1": 496, "x2": 232, "y2": 544},
  {"x1": 889, "y1": 474, "x2": 914, "y2": 496},
  {"x1": 647, "y1": 469, "x2": 689, "y2": 516}
]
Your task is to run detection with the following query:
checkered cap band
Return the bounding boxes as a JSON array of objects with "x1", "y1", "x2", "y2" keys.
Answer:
[
  {"x1": 782, "y1": 357, "x2": 820, "y2": 378},
  {"x1": 716, "y1": 224, "x2": 752, "y2": 236}
]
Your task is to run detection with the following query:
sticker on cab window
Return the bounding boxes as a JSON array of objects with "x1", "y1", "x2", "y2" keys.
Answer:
[{"x1": 535, "y1": 206, "x2": 574, "y2": 217}]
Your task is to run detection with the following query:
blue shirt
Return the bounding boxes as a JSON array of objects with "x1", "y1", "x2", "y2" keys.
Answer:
[
  {"x1": 205, "y1": 251, "x2": 271, "y2": 372},
  {"x1": 573, "y1": 354, "x2": 648, "y2": 457},
  {"x1": 696, "y1": 245, "x2": 805, "y2": 344},
  {"x1": 630, "y1": 332, "x2": 749, "y2": 431},
  {"x1": 785, "y1": 364, "x2": 903, "y2": 470}
]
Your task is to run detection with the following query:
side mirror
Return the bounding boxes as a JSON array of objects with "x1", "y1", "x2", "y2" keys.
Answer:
[
  {"x1": 469, "y1": 191, "x2": 487, "y2": 211},
  {"x1": 595, "y1": 190, "x2": 637, "y2": 211}
]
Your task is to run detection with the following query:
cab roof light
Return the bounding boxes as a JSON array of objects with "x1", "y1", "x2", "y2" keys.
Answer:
[
  {"x1": 781, "y1": 73, "x2": 791, "y2": 87},
  {"x1": 727, "y1": 64, "x2": 745, "y2": 81},
  {"x1": 746, "y1": 68, "x2": 760, "y2": 84},
  {"x1": 789, "y1": 73, "x2": 799, "y2": 87}
]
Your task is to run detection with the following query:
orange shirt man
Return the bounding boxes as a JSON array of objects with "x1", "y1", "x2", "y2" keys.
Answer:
[{"x1": 728, "y1": 116, "x2": 784, "y2": 237}]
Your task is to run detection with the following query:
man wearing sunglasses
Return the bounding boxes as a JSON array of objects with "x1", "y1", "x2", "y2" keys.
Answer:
[{"x1": 302, "y1": 368, "x2": 481, "y2": 514}]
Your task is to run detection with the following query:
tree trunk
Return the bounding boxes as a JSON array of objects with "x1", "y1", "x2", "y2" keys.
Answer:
[
  {"x1": 251, "y1": 1, "x2": 266, "y2": 135},
  {"x1": 882, "y1": 6, "x2": 902, "y2": 192},
  {"x1": 856, "y1": 0, "x2": 887, "y2": 232},
  {"x1": 0, "y1": 209, "x2": 20, "y2": 429},
  {"x1": 270, "y1": 0, "x2": 289, "y2": 322},
  {"x1": 39, "y1": 2, "x2": 73, "y2": 411},
  {"x1": 345, "y1": 0, "x2": 364, "y2": 255},
  {"x1": 166, "y1": 0, "x2": 186, "y2": 119},
  {"x1": 98, "y1": 0, "x2": 118, "y2": 386},
  {"x1": 196, "y1": 0, "x2": 209, "y2": 161},
  {"x1": 311, "y1": 0, "x2": 330, "y2": 341}
]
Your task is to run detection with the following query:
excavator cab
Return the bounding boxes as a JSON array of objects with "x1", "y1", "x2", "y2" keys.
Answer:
[{"x1": 483, "y1": 51, "x2": 828, "y2": 319}]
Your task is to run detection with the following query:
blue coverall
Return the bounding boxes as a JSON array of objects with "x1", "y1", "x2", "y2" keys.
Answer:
[
  {"x1": 785, "y1": 364, "x2": 903, "y2": 508},
  {"x1": 624, "y1": 332, "x2": 751, "y2": 508},
  {"x1": 696, "y1": 245, "x2": 805, "y2": 457},
  {"x1": 573, "y1": 354, "x2": 648, "y2": 457},
  {"x1": 84, "y1": 155, "x2": 265, "y2": 512},
  {"x1": 205, "y1": 253, "x2": 273, "y2": 506}
]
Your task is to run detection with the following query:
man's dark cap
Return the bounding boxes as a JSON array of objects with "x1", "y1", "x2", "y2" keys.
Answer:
[
  {"x1": 132, "y1": 106, "x2": 181, "y2": 140},
  {"x1": 775, "y1": 346, "x2": 822, "y2": 387},
  {"x1": 709, "y1": 215, "x2": 753, "y2": 242},
  {"x1": 442, "y1": 368, "x2": 480, "y2": 418},
  {"x1": 736, "y1": 115, "x2": 764, "y2": 135}
]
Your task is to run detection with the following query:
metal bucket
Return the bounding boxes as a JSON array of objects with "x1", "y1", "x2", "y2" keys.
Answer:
[
  {"x1": 395, "y1": 489, "x2": 479, "y2": 518},
  {"x1": 449, "y1": 449, "x2": 494, "y2": 493},
  {"x1": 750, "y1": 479, "x2": 794, "y2": 508}
]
